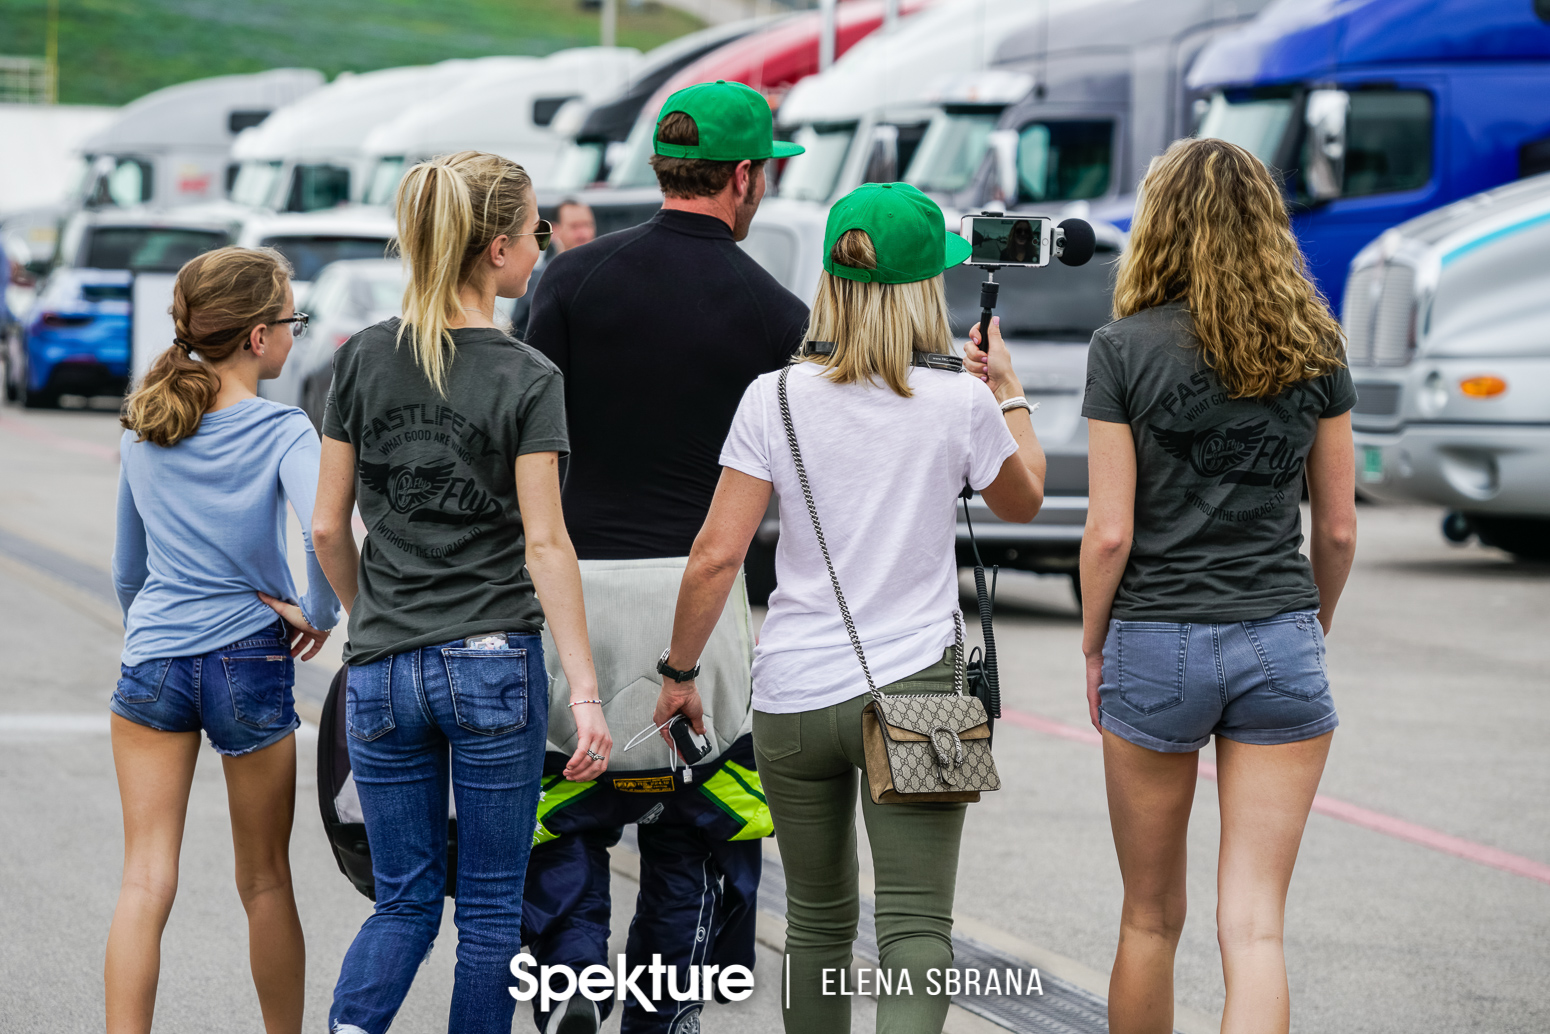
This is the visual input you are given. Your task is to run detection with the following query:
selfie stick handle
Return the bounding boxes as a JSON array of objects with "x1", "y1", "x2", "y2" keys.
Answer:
[{"x1": 977, "y1": 270, "x2": 1000, "y2": 353}]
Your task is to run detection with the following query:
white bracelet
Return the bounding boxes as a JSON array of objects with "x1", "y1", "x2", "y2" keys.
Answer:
[{"x1": 999, "y1": 395, "x2": 1037, "y2": 414}]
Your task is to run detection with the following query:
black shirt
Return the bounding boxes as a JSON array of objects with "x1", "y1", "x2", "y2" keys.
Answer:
[
  {"x1": 1081, "y1": 301, "x2": 1356, "y2": 622},
  {"x1": 525, "y1": 208, "x2": 809, "y2": 559}
]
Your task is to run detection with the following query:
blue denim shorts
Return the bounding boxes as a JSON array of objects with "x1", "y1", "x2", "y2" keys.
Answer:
[
  {"x1": 1098, "y1": 609, "x2": 1338, "y2": 753},
  {"x1": 111, "y1": 620, "x2": 300, "y2": 756}
]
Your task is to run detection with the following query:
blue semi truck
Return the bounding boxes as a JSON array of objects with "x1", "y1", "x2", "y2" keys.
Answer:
[{"x1": 1187, "y1": 0, "x2": 1550, "y2": 314}]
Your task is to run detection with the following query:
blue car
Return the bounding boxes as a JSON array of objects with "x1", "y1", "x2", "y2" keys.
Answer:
[{"x1": 8, "y1": 210, "x2": 231, "y2": 407}]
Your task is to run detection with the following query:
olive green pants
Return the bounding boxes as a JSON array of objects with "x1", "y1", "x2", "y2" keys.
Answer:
[{"x1": 752, "y1": 650, "x2": 966, "y2": 1034}]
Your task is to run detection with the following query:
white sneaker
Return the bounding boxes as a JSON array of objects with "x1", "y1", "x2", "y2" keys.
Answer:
[{"x1": 545, "y1": 995, "x2": 601, "y2": 1034}]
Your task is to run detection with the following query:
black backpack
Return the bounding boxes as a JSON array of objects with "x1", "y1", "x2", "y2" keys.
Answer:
[{"x1": 317, "y1": 666, "x2": 459, "y2": 900}]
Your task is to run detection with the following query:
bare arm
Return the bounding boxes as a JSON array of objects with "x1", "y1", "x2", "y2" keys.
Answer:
[
  {"x1": 311, "y1": 436, "x2": 360, "y2": 614},
  {"x1": 1305, "y1": 412, "x2": 1358, "y2": 634},
  {"x1": 965, "y1": 316, "x2": 1045, "y2": 522},
  {"x1": 515, "y1": 451, "x2": 610, "y2": 781},
  {"x1": 653, "y1": 468, "x2": 773, "y2": 739},
  {"x1": 1080, "y1": 419, "x2": 1137, "y2": 729}
]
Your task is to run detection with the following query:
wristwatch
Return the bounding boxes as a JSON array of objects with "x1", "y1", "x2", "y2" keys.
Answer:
[{"x1": 657, "y1": 648, "x2": 701, "y2": 683}]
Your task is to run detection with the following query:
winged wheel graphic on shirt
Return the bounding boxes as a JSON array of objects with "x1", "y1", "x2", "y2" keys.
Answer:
[{"x1": 1149, "y1": 420, "x2": 1268, "y2": 480}]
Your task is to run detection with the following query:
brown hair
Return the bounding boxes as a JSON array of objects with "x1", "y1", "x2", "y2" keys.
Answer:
[
  {"x1": 804, "y1": 230, "x2": 954, "y2": 398},
  {"x1": 649, "y1": 112, "x2": 766, "y2": 199},
  {"x1": 395, "y1": 150, "x2": 532, "y2": 394},
  {"x1": 121, "y1": 246, "x2": 291, "y2": 447},
  {"x1": 1114, "y1": 137, "x2": 1345, "y2": 399}
]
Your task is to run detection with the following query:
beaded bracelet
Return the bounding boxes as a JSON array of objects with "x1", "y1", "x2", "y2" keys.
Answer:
[{"x1": 567, "y1": 699, "x2": 603, "y2": 708}]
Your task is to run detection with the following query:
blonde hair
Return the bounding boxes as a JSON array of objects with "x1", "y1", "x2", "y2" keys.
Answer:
[
  {"x1": 121, "y1": 246, "x2": 291, "y2": 447},
  {"x1": 1114, "y1": 137, "x2": 1344, "y2": 399},
  {"x1": 394, "y1": 151, "x2": 532, "y2": 394},
  {"x1": 804, "y1": 230, "x2": 954, "y2": 398}
]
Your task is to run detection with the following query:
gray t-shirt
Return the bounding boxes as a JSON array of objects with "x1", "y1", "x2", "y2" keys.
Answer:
[
  {"x1": 1081, "y1": 301, "x2": 1356, "y2": 623},
  {"x1": 322, "y1": 319, "x2": 569, "y2": 664}
]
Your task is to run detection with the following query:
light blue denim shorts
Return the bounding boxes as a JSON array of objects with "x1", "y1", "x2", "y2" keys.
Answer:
[{"x1": 1098, "y1": 609, "x2": 1338, "y2": 753}]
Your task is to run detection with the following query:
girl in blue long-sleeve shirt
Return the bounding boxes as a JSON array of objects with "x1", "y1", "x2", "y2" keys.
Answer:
[{"x1": 106, "y1": 246, "x2": 337, "y2": 1034}]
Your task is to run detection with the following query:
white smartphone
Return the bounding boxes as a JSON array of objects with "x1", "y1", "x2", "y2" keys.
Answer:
[{"x1": 960, "y1": 215, "x2": 1054, "y2": 268}]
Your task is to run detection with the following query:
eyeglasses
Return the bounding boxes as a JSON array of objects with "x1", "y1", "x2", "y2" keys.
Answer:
[
  {"x1": 274, "y1": 312, "x2": 310, "y2": 337},
  {"x1": 512, "y1": 219, "x2": 552, "y2": 251}
]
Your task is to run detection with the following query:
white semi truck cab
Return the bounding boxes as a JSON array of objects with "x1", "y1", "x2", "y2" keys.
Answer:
[{"x1": 1345, "y1": 174, "x2": 1550, "y2": 562}]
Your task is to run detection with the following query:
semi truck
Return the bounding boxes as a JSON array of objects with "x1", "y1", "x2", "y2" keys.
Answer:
[
  {"x1": 1187, "y1": 0, "x2": 1550, "y2": 313},
  {"x1": 1343, "y1": 172, "x2": 1550, "y2": 562},
  {"x1": 229, "y1": 59, "x2": 529, "y2": 213}
]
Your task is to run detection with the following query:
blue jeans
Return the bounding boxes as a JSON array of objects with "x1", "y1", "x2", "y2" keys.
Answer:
[
  {"x1": 110, "y1": 620, "x2": 298, "y2": 755},
  {"x1": 329, "y1": 634, "x2": 548, "y2": 1034}
]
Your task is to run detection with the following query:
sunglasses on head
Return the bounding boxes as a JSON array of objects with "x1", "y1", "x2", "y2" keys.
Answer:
[{"x1": 513, "y1": 219, "x2": 552, "y2": 251}]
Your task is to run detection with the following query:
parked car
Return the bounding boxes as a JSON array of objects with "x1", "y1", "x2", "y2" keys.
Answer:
[
  {"x1": 1344, "y1": 173, "x2": 1550, "y2": 562},
  {"x1": 236, "y1": 208, "x2": 397, "y2": 411},
  {"x1": 6, "y1": 209, "x2": 232, "y2": 407},
  {"x1": 1188, "y1": 0, "x2": 1550, "y2": 314},
  {"x1": 280, "y1": 258, "x2": 407, "y2": 428}
]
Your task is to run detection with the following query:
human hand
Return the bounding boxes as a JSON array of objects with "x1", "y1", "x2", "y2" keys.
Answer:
[
  {"x1": 652, "y1": 680, "x2": 706, "y2": 757},
  {"x1": 563, "y1": 698, "x2": 613, "y2": 782},
  {"x1": 1084, "y1": 651, "x2": 1103, "y2": 731},
  {"x1": 256, "y1": 591, "x2": 329, "y2": 661},
  {"x1": 966, "y1": 316, "x2": 1020, "y2": 402}
]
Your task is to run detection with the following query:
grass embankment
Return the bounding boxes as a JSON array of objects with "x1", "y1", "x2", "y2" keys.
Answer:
[{"x1": 0, "y1": 0, "x2": 704, "y2": 106}]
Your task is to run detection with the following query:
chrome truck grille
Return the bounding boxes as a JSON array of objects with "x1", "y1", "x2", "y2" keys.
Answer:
[{"x1": 1342, "y1": 261, "x2": 1416, "y2": 366}]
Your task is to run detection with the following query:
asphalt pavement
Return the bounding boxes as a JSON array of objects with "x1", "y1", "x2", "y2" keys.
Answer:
[{"x1": 0, "y1": 401, "x2": 1545, "y2": 1033}]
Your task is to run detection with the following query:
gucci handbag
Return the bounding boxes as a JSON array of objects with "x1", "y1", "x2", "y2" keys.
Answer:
[{"x1": 778, "y1": 365, "x2": 1000, "y2": 805}]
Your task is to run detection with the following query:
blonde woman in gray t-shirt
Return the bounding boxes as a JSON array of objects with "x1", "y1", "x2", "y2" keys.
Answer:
[{"x1": 1080, "y1": 138, "x2": 1358, "y2": 1034}]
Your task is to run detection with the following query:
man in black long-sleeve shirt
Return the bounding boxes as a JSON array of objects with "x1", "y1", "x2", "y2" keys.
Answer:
[{"x1": 521, "y1": 81, "x2": 807, "y2": 1034}]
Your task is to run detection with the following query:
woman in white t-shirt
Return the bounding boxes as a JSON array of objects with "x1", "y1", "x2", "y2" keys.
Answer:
[{"x1": 651, "y1": 183, "x2": 1045, "y2": 1034}]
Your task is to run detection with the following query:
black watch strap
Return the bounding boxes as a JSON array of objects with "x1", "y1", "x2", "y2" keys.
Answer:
[{"x1": 657, "y1": 648, "x2": 700, "y2": 683}]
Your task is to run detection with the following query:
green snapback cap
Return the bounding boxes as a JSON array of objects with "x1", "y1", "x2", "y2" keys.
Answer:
[
  {"x1": 654, "y1": 80, "x2": 805, "y2": 162},
  {"x1": 823, "y1": 182, "x2": 973, "y2": 285}
]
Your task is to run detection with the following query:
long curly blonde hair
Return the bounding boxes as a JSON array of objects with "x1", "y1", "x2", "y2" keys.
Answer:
[{"x1": 1114, "y1": 137, "x2": 1344, "y2": 399}]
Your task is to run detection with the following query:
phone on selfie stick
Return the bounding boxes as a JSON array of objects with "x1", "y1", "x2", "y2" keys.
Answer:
[
  {"x1": 959, "y1": 212, "x2": 1098, "y2": 355},
  {"x1": 954, "y1": 213, "x2": 1096, "y2": 740}
]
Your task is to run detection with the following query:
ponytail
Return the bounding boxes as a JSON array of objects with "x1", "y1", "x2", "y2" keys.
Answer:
[
  {"x1": 121, "y1": 246, "x2": 292, "y2": 447},
  {"x1": 394, "y1": 151, "x2": 532, "y2": 395}
]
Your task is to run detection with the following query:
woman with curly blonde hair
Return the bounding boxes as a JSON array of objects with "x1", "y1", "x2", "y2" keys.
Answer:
[{"x1": 1080, "y1": 137, "x2": 1357, "y2": 1034}]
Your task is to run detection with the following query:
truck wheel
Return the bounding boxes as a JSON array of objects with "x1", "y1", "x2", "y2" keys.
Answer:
[
  {"x1": 744, "y1": 539, "x2": 777, "y2": 607},
  {"x1": 1470, "y1": 515, "x2": 1550, "y2": 562}
]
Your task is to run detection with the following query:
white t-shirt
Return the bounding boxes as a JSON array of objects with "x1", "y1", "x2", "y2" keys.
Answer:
[{"x1": 720, "y1": 361, "x2": 1019, "y2": 714}]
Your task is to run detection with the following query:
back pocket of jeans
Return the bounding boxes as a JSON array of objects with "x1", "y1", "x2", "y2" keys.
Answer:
[
  {"x1": 752, "y1": 710, "x2": 801, "y2": 762},
  {"x1": 222, "y1": 654, "x2": 292, "y2": 728},
  {"x1": 117, "y1": 658, "x2": 172, "y2": 705},
  {"x1": 1247, "y1": 614, "x2": 1329, "y2": 702},
  {"x1": 1115, "y1": 622, "x2": 1188, "y2": 715},
  {"x1": 442, "y1": 648, "x2": 528, "y2": 736},
  {"x1": 346, "y1": 662, "x2": 395, "y2": 741}
]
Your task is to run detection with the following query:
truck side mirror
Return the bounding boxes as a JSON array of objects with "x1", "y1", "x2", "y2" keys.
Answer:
[
  {"x1": 988, "y1": 129, "x2": 1020, "y2": 206},
  {"x1": 1304, "y1": 88, "x2": 1349, "y2": 202},
  {"x1": 864, "y1": 124, "x2": 899, "y2": 184}
]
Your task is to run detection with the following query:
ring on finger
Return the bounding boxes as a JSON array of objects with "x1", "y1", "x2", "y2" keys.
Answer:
[{"x1": 585, "y1": 748, "x2": 606, "y2": 762}]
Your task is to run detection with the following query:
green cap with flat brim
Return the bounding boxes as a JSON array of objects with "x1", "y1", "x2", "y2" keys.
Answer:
[
  {"x1": 823, "y1": 182, "x2": 973, "y2": 285},
  {"x1": 653, "y1": 80, "x2": 806, "y2": 162}
]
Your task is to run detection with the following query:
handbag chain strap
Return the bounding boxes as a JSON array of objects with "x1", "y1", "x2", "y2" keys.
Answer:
[{"x1": 777, "y1": 365, "x2": 966, "y2": 705}]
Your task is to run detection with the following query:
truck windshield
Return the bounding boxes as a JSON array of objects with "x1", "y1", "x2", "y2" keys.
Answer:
[
  {"x1": 287, "y1": 165, "x2": 351, "y2": 212},
  {"x1": 231, "y1": 160, "x2": 283, "y2": 208},
  {"x1": 906, "y1": 110, "x2": 999, "y2": 194},
  {"x1": 607, "y1": 119, "x2": 659, "y2": 189},
  {"x1": 1196, "y1": 91, "x2": 1295, "y2": 166},
  {"x1": 83, "y1": 227, "x2": 227, "y2": 272},
  {"x1": 261, "y1": 236, "x2": 392, "y2": 281},
  {"x1": 364, "y1": 158, "x2": 405, "y2": 206},
  {"x1": 551, "y1": 141, "x2": 606, "y2": 191},
  {"x1": 1018, "y1": 121, "x2": 1113, "y2": 201},
  {"x1": 776, "y1": 124, "x2": 858, "y2": 203}
]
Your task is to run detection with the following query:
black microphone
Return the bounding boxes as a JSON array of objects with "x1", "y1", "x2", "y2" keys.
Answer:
[{"x1": 1058, "y1": 218, "x2": 1096, "y2": 267}]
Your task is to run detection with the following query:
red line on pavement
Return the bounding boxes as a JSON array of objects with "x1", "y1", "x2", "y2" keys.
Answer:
[
  {"x1": 0, "y1": 415, "x2": 120, "y2": 462},
  {"x1": 1000, "y1": 706, "x2": 1550, "y2": 887}
]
